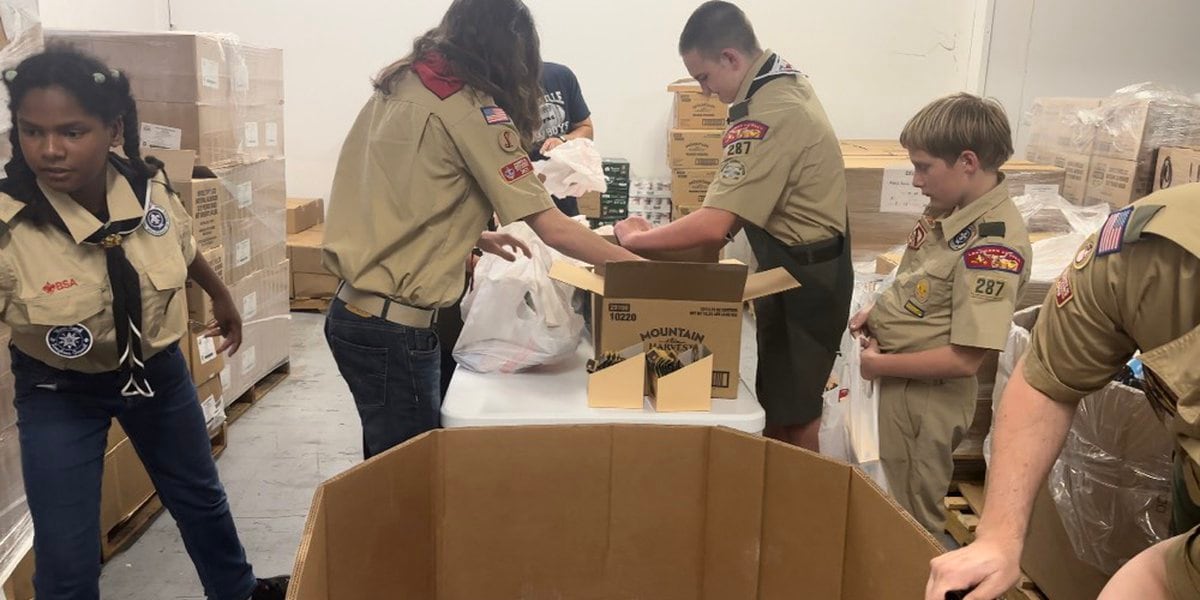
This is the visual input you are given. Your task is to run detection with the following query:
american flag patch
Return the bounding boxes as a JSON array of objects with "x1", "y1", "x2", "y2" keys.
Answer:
[
  {"x1": 481, "y1": 106, "x2": 511, "y2": 125},
  {"x1": 1096, "y1": 207, "x2": 1133, "y2": 256}
]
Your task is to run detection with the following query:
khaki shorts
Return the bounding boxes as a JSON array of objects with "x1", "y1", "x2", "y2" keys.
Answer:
[{"x1": 1167, "y1": 525, "x2": 1200, "y2": 600}]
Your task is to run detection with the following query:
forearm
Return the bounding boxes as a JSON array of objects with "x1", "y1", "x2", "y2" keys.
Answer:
[
  {"x1": 528, "y1": 209, "x2": 639, "y2": 264},
  {"x1": 870, "y1": 344, "x2": 985, "y2": 379},
  {"x1": 565, "y1": 124, "x2": 594, "y2": 141},
  {"x1": 187, "y1": 253, "x2": 231, "y2": 304},
  {"x1": 620, "y1": 216, "x2": 728, "y2": 253},
  {"x1": 976, "y1": 358, "x2": 1077, "y2": 546}
]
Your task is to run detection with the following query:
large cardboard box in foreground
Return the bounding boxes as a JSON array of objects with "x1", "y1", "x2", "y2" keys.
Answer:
[
  {"x1": 289, "y1": 425, "x2": 943, "y2": 600},
  {"x1": 551, "y1": 261, "x2": 797, "y2": 399}
]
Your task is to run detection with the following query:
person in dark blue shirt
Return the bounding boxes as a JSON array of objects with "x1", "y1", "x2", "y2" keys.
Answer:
[{"x1": 531, "y1": 62, "x2": 594, "y2": 216}]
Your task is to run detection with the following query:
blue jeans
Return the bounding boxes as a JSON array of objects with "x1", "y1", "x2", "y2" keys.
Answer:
[
  {"x1": 323, "y1": 298, "x2": 442, "y2": 459},
  {"x1": 12, "y1": 344, "x2": 256, "y2": 600}
]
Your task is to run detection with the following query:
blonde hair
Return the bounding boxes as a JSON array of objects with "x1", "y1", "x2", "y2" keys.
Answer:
[{"x1": 900, "y1": 92, "x2": 1014, "y2": 171}]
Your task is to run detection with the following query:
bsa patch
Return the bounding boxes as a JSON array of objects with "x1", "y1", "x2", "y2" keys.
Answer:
[
  {"x1": 498, "y1": 129, "x2": 520, "y2": 153},
  {"x1": 719, "y1": 160, "x2": 747, "y2": 183},
  {"x1": 722, "y1": 120, "x2": 768, "y2": 147},
  {"x1": 480, "y1": 106, "x2": 511, "y2": 125},
  {"x1": 1054, "y1": 274, "x2": 1074, "y2": 307},
  {"x1": 1097, "y1": 206, "x2": 1133, "y2": 256},
  {"x1": 949, "y1": 225, "x2": 975, "y2": 251},
  {"x1": 908, "y1": 220, "x2": 928, "y2": 250},
  {"x1": 42, "y1": 278, "x2": 79, "y2": 295},
  {"x1": 144, "y1": 203, "x2": 170, "y2": 236},
  {"x1": 963, "y1": 245, "x2": 1025, "y2": 274},
  {"x1": 904, "y1": 300, "x2": 926, "y2": 318},
  {"x1": 499, "y1": 157, "x2": 534, "y2": 183},
  {"x1": 914, "y1": 278, "x2": 930, "y2": 304},
  {"x1": 1072, "y1": 236, "x2": 1096, "y2": 270},
  {"x1": 46, "y1": 324, "x2": 93, "y2": 359}
]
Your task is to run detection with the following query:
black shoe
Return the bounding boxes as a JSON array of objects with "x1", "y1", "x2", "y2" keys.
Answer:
[{"x1": 250, "y1": 576, "x2": 290, "y2": 600}]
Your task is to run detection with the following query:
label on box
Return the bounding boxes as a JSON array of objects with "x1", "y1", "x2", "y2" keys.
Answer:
[
  {"x1": 244, "y1": 122, "x2": 259, "y2": 148},
  {"x1": 197, "y1": 335, "x2": 218, "y2": 364},
  {"x1": 241, "y1": 346, "x2": 257, "y2": 375},
  {"x1": 140, "y1": 122, "x2": 182, "y2": 150},
  {"x1": 219, "y1": 366, "x2": 231, "y2": 391},
  {"x1": 201, "y1": 395, "x2": 218, "y2": 422},
  {"x1": 266, "y1": 123, "x2": 279, "y2": 147},
  {"x1": 233, "y1": 62, "x2": 250, "y2": 93},
  {"x1": 236, "y1": 182, "x2": 253, "y2": 209},
  {"x1": 242, "y1": 291, "x2": 258, "y2": 319},
  {"x1": 201, "y1": 58, "x2": 220, "y2": 89},
  {"x1": 235, "y1": 239, "x2": 252, "y2": 267},
  {"x1": 880, "y1": 166, "x2": 927, "y2": 214},
  {"x1": 1024, "y1": 183, "x2": 1061, "y2": 196}
]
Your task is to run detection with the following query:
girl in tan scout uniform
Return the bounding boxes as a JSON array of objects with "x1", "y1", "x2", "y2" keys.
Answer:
[
  {"x1": 0, "y1": 49, "x2": 286, "y2": 600},
  {"x1": 850, "y1": 94, "x2": 1031, "y2": 536},
  {"x1": 927, "y1": 185, "x2": 1200, "y2": 599},
  {"x1": 321, "y1": 0, "x2": 639, "y2": 459}
]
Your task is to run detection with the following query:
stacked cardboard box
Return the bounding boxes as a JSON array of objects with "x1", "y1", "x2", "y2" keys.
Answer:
[
  {"x1": 1154, "y1": 146, "x2": 1200, "y2": 190},
  {"x1": 286, "y1": 199, "x2": 336, "y2": 302},
  {"x1": 667, "y1": 80, "x2": 726, "y2": 216},
  {"x1": 1024, "y1": 93, "x2": 1200, "y2": 207},
  {"x1": 628, "y1": 180, "x2": 672, "y2": 227},
  {"x1": 583, "y1": 159, "x2": 632, "y2": 228},
  {"x1": 222, "y1": 260, "x2": 292, "y2": 404},
  {"x1": 0, "y1": 323, "x2": 28, "y2": 585}
]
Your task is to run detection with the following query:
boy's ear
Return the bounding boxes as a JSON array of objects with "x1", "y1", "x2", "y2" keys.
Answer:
[{"x1": 958, "y1": 150, "x2": 981, "y2": 174}]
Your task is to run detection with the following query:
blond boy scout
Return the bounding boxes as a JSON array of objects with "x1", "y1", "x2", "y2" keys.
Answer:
[
  {"x1": 616, "y1": 1, "x2": 852, "y2": 451},
  {"x1": 926, "y1": 186, "x2": 1200, "y2": 600},
  {"x1": 851, "y1": 93, "x2": 1030, "y2": 535}
]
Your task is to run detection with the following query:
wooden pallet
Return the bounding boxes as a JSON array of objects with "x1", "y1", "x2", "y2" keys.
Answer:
[
  {"x1": 225, "y1": 360, "x2": 291, "y2": 426},
  {"x1": 209, "y1": 422, "x2": 229, "y2": 458},
  {"x1": 290, "y1": 297, "x2": 331, "y2": 313},
  {"x1": 944, "y1": 485, "x2": 1048, "y2": 600}
]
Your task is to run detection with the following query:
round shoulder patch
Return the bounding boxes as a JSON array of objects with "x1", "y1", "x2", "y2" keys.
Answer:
[
  {"x1": 46, "y1": 324, "x2": 93, "y2": 359},
  {"x1": 144, "y1": 203, "x2": 170, "y2": 236},
  {"x1": 949, "y1": 225, "x2": 975, "y2": 251},
  {"x1": 499, "y1": 129, "x2": 520, "y2": 153},
  {"x1": 719, "y1": 159, "x2": 747, "y2": 183},
  {"x1": 1072, "y1": 236, "x2": 1097, "y2": 270}
]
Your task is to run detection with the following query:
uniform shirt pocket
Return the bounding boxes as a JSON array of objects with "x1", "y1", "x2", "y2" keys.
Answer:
[
  {"x1": 142, "y1": 256, "x2": 189, "y2": 337},
  {"x1": 22, "y1": 285, "x2": 105, "y2": 326}
]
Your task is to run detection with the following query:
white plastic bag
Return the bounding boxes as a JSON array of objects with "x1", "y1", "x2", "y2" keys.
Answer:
[
  {"x1": 453, "y1": 222, "x2": 583, "y2": 373},
  {"x1": 533, "y1": 138, "x2": 607, "y2": 198}
]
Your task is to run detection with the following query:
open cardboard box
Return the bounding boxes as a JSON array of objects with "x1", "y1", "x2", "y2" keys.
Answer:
[
  {"x1": 288, "y1": 425, "x2": 943, "y2": 600},
  {"x1": 587, "y1": 343, "x2": 646, "y2": 409},
  {"x1": 551, "y1": 260, "x2": 798, "y2": 399},
  {"x1": 648, "y1": 343, "x2": 714, "y2": 412}
]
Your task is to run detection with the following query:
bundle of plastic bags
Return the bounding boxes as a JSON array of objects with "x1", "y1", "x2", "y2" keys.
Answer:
[{"x1": 533, "y1": 138, "x2": 607, "y2": 198}]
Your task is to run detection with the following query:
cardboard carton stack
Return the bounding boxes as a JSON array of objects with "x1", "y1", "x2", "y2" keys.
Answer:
[
  {"x1": 581, "y1": 159, "x2": 632, "y2": 227},
  {"x1": 1024, "y1": 91, "x2": 1200, "y2": 207},
  {"x1": 286, "y1": 198, "x2": 335, "y2": 305},
  {"x1": 627, "y1": 179, "x2": 672, "y2": 227},
  {"x1": 668, "y1": 80, "x2": 726, "y2": 217},
  {"x1": 0, "y1": 323, "x2": 30, "y2": 586},
  {"x1": 46, "y1": 31, "x2": 293, "y2": 403},
  {"x1": 1154, "y1": 146, "x2": 1200, "y2": 190}
]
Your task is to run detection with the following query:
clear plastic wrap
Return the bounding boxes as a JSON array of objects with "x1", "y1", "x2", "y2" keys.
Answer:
[
  {"x1": 1012, "y1": 193, "x2": 1110, "y2": 310},
  {"x1": 0, "y1": 0, "x2": 42, "y2": 166}
]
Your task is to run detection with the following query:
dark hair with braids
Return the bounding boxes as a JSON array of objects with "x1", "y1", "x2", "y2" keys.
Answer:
[{"x1": 2, "y1": 44, "x2": 160, "y2": 227}]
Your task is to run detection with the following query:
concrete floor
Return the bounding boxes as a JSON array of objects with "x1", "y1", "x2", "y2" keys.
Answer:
[{"x1": 100, "y1": 312, "x2": 359, "y2": 599}]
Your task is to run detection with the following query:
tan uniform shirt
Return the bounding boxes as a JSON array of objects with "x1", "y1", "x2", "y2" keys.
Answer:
[
  {"x1": 322, "y1": 71, "x2": 556, "y2": 309},
  {"x1": 0, "y1": 166, "x2": 195, "y2": 372},
  {"x1": 702, "y1": 50, "x2": 847, "y2": 245},
  {"x1": 869, "y1": 180, "x2": 1032, "y2": 353}
]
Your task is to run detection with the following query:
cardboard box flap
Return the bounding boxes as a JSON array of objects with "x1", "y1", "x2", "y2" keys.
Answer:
[
  {"x1": 742, "y1": 267, "x2": 800, "y2": 301},
  {"x1": 548, "y1": 261, "x2": 606, "y2": 295},
  {"x1": 604, "y1": 261, "x2": 747, "y2": 301},
  {"x1": 146, "y1": 149, "x2": 196, "y2": 184},
  {"x1": 842, "y1": 471, "x2": 942, "y2": 599}
]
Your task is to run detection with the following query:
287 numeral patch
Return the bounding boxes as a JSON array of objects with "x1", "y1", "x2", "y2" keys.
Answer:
[
  {"x1": 971, "y1": 277, "x2": 1006, "y2": 300},
  {"x1": 725, "y1": 140, "x2": 753, "y2": 157}
]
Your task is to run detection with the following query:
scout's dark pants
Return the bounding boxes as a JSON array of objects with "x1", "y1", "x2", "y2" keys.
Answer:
[
  {"x1": 324, "y1": 298, "x2": 441, "y2": 459},
  {"x1": 12, "y1": 344, "x2": 256, "y2": 600}
]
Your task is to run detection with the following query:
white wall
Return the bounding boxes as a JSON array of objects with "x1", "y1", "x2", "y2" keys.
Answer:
[
  {"x1": 984, "y1": 0, "x2": 1200, "y2": 154},
  {"x1": 166, "y1": 0, "x2": 990, "y2": 198},
  {"x1": 39, "y1": 0, "x2": 168, "y2": 31}
]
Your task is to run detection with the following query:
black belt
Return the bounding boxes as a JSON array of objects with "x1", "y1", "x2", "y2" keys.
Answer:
[{"x1": 783, "y1": 234, "x2": 844, "y2": 266}]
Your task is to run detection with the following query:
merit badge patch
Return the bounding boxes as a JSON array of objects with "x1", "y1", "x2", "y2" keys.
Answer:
[
  {"x1": 481, "y1": 106, "x2": 511, "y2": 125},
  {"x1": 963, "y1": 245, "x2": 1025, "y2": 274},
  {"x1": 498, "y1": 129, "x2": 520, "y2": 153},
  {"x1": 1073, "y1": 236, "x2": 1097, "y2": 270},
  {"x1": 914, "y1": 278, "x2": 931, "y2": 304},
  {"x1": 46, "y1": 324, "x2": 93, "y2": 359},
  {"x1": 144, "y1": 203, "x2": 170, "y2": 236},
  {"x1": 722, "y1": 120, "x2": 768, "y2": 147},
  {"x1": 904, "y1": 300, "x2": 926, "y2": 319},
  {"x1": 1097, "y1": 207, "x2": 1133, "y2": 256},
  {"x1": 948, "y1": 225, "x2": 975, "y2": 251},
  {"x1": 499, "y1": 157, "x2": 534, "y2": 183},
  {"x1": 908, "y1": 220, "x2": 928, "y2": 250},
  {"x1": 719, "y1": 159, "x2": 747, "y2": 183},
  {"x1": 1054, "y1": 273, "x2": 1074, "y2": 307}
]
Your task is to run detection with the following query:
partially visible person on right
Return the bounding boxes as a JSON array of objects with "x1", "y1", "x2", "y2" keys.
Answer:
[{"x1": 924, "y1": 184, "x2": 1200, "y2": 600}]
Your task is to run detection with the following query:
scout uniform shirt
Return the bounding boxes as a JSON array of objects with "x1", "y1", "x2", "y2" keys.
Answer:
[
  {"x1": 868, "y1": 178, "x2": 1032, "y2": 354},
  {"x1": 1022, "y1": 185, "x2": 1200, "y2": 597},
  {"x1": 0, "y1": 164, "x2": 195, "y2": 372},
  {"x1": 701, "y1": 50, "x2": 847, "y2": 246},
  {"x1": 322, "y1": 58, "x2": 556, "y2": 310}
]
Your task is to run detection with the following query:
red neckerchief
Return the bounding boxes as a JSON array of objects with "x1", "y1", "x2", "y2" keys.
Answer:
[{"x1": 413, "y1": 52, "x2": 464, "y2": 99}]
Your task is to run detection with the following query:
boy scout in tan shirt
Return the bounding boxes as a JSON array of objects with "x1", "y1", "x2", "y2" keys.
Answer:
[
  {"x1": 851, "y1": 94, "x2": 1031, "y2": 535},
  {"x1": 927, "y1": 186, "x2": 1200, "y2": 600}
]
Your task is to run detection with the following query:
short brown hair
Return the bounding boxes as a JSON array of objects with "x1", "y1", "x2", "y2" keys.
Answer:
[
  {"x1": 678, "y1": 1, "x2": 760, "y2": 58},
  {"x1": 900, "y1": 93, "x2": 1014, "y2": 171}
]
